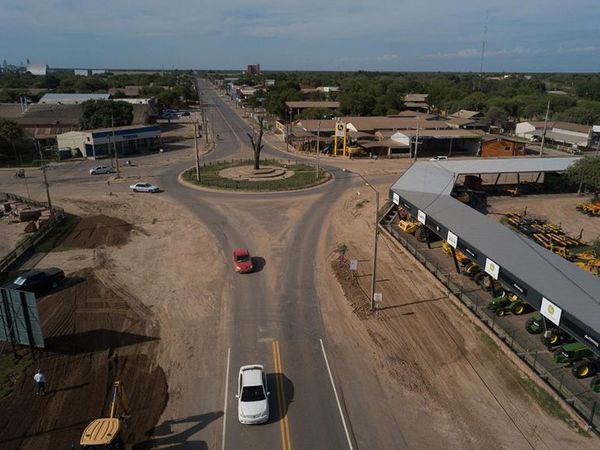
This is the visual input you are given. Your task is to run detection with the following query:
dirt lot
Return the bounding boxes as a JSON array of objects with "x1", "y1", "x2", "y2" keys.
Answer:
[
  {"x1": 487, "y1": 193, "x2": 600, "y2": 243},
  {"x1": 317, "y1": 185, "x2": 597, "y2": 449},
  {"x1": 0, "y1": 187, "x2": 224, "y2": 449},
  {"x1": 0, "y1": 218, "x2": 29, "y2": 259},
  {"x1": 0, "y1": 214, "x2": 167, "y2": 449}
]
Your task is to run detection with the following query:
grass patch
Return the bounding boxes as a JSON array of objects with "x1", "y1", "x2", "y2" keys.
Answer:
[
  {"x1": 355, "y1": 199, "x2": 369, "y2": 209},
  {"x1": 183, "y1": 159, "x2": 329, "y2": 191},
  {"x1": 516, "y1": 375, "x2": 589, "y2": 436},
  {"x1": 34, "y1": 213, "x2": 79, "y2": 253},
  {"x1": 0, "y1": 352, "x2": 33, "y2": 399}
]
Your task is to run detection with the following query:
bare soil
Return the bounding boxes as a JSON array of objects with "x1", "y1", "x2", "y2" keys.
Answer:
[
  {"x1": 487, "y1": 193, "x2": 600, "y2": 243},
  {"x1": 0, "y1": 219, "x2": 29, "y2": 259},
  {"x1": 318, "y1": 185, "x2": 597, "y2": 449},
  {"x1": 0, "y1": 202, "x2": 175, "y2": 450}
]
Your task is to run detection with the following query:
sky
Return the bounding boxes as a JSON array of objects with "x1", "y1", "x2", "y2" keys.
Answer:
[{"x1": 1, "y1": 0, "x2": 599, "y2": 72}]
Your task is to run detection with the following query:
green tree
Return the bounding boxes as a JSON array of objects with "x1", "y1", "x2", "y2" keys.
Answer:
[
  {"x1": 0, "y1": 118, "x2": 24, "y2": 159},
  {"x1": 566, "y1": 156, "x2": 600, "y2": 199},
  {"x1": 80, "y1": 100, "x2": 133, "y2": 130}
]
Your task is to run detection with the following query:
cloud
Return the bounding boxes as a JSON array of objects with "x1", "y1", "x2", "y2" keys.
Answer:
[
  {"x1": 557, "y1": 46, "x2": 600, "y2": 54},
  {"x1": 423, "y1": 47, "x2": 531, "y2": 59}
]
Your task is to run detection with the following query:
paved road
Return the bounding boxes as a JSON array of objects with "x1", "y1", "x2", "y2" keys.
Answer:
[
  {"x1": 0, "y1": 80, "x2": 391, "y2": 449},
  {"x1": 153, "y1": 79, "x2": 358, "y2": 449}
]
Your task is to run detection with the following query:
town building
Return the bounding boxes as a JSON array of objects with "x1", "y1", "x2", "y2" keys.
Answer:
[
  {"x1": 403, "y1": 93, "x2": 429, "y2": 113},
  {"x1": 26, "y1": 64, "x2": 48, "y2": 76},
  {"x1": 38, "y1": 93, "x2": 111, "y2": 104},
  {"x1": 56, "y1": 124, "x2": 161, "y2": 159},
  {"x1": 515, "y1": 120, "x2": 597, "y2": 150},
  {"x1": 480, "y1": 136, "x2": 526, "y2": 157}
]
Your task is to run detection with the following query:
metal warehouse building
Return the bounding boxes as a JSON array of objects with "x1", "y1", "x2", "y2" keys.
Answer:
[
  {"x1": 389, "y1": 157, "x2": 600, "y2": 356},
  {"x1": 56, "y1": 124, "x2": 161, "y2": 159}
]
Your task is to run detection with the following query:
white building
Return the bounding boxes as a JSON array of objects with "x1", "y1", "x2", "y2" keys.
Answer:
[
  {"x1": 26, "y1": 64, "x2": 48, "y2": 76},
  {"x1": 74, "y1": 69, "x2": 89, "y2": 76},
  {"x1": 57, "y1": 124, "x2": 161, "y2": 159},
  {"x1": 39, "y1": 93, "x2": 110, "y2": 104},
  {"x1": 516, "y1": 120, "x2": 593, "y2": 148}
]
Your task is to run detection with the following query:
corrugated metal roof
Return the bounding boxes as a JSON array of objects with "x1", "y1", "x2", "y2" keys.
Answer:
[
  {"x1": 286, "y1": 101, "x2": 340, "y2": 109},
  {"x1": 39, "y1": 93, "x2": 110, "y2": 103},
  {"x1": 390, "y1": 157, "x2": 600, "y2": 333}
]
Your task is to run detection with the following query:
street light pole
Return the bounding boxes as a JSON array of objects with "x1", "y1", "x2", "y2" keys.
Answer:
[
  {"x1": 356, "y1": 172, "x2": 380, "y2": 311},
  {"x1": 194, "y1": 121, "x2": 201, "y2": 182}
]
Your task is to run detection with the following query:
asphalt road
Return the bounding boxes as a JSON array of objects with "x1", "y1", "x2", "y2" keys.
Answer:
[
  {"x1": 0, "y1": 80, "x2": 378, "y2": 449},
  {"x1": 155, "y1": 79, "x2": 357, "y2": 449}
]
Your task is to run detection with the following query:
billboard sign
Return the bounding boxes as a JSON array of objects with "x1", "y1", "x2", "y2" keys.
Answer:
[{"x1": 0, "y1": 288, "x2": 45, "y2": 348}]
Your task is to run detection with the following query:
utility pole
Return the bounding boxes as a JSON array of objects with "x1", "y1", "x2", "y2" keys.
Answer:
[
  {"x1": 316, "y1": 120, "x2": 321, "y2": 179},
  {"x1": 36, "y1": 140, "x2": 53, "y2": 218},
  {"x1": 539, "y1": 100, "x2": 550, "y2": 157},
  {"x1": 111, "y1": 116, "x2": 121, "y2": 178},
  {"x1": 356, "y1": 172, "x2": 380, "y2": 311},
  {"x1": 194, "y1": 121, "x2": 201, "y2": 182},
  {"x1": 414, "y1": 120, "x2": 421, "y2": 161}
]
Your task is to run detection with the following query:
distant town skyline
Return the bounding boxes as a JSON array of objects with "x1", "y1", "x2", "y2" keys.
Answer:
[{"x1": 2, "y1": 0, "x2": 599, "y2": 72}]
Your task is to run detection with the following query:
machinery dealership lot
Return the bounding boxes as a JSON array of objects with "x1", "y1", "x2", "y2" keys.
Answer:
[{"x1": 0, "y1": 81, "x2": 597, "y2": 449}]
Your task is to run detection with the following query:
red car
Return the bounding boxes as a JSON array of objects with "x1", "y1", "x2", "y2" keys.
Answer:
[{"x1": 233, "y1": 248, "x2": 254, "y2": 273}]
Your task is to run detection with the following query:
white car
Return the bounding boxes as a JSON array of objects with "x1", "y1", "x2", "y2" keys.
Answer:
[
  {"x1": 129, "y1": 182, "x2": 160, "y2": 193},
  {"x1": 429, "y1": 155, "x2": 448, "y2": 161},
  {"x1": 89, "y1": 165, "x2": 114, "y2": 175},
  {"x1": 236, "y1": 365, "x2": 269, "y2": 424}
]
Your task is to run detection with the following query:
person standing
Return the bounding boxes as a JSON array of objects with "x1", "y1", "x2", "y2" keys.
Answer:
[{"x1": 33, "y1": 369, "x2": 46, "y2": 396}]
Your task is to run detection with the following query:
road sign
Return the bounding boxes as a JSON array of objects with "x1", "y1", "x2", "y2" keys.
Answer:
[
  {"x1": 349, "y1": 259, "x2": 358, "y2": 271},
  {"x1": 0, "y1": 288, "x2": 45, "y2": 348},
  {"x1": 373, "y1": 293, "x2": 383, "y2": 303}
]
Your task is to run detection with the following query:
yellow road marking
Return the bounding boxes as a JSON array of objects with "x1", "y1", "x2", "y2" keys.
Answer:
[{"x1": 272, "y1": 340, "x2": 292, "y2": 450}]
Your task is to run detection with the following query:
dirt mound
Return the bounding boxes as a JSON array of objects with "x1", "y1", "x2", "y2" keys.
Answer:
[
  {"x1": 0, "y1": 269, "x2": 167, "y2": 450},
  {"x1": 61, "y1": 215, "x2": 133, "y2": 249}
]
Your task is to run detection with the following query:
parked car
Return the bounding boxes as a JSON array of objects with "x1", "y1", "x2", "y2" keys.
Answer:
[
  {"x1": 89, "y1": 165, "x2": 114, "y2": 175},
  {"x1": 129, "y1": 182, "x2": 160, "y2": 193},
  {"x1": 181, "y1": 112, "x2": 191, "y2": 117},
  {"x1": 3, "y1": 268, "x2": 65, "y2": 294},
  {"x1": 429, "y1": 156, "x2": 448, "y2": 161},
  {"x1": 232, "y1": 248, "x2": 253, "y2": 273},
  {"x1": 236, "y1": 365, "x2": 269, "y2": 424}
]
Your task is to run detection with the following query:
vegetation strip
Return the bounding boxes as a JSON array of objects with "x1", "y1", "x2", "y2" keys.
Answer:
[{"x1": 183, "y1": 159, "x2": 329, "y2": 191}]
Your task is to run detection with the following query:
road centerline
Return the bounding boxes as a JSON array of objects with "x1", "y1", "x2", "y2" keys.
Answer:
[{"x1": 272, "y1": 340, "x2": 292, "y2": 450}]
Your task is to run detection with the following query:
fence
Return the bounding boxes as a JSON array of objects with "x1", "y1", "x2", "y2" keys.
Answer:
[
  {"x1": 380, "y1": 212, "x2": 599, "y2": 432},
  {"x1": 0, "y1": 192, "x2": 65, "y2": 275}
]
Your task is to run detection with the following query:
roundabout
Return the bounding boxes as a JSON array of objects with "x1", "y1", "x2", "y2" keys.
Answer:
[{"x1": 181, "y1": 159, "x2": 331, "y2": 192}]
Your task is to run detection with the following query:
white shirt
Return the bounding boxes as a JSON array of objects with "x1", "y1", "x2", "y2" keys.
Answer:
[{"x1": 34, "y1": 373, "x2": 46, "y2": 383}]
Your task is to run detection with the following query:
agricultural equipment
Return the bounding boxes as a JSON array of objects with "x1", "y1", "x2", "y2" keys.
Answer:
[
  {"x1": 398, "y1": 219, "x2": 421, "y2": 234},
  {"x1": 553, "y1": 342, "x2": 600, "y2": 378},
  {"x1": 591, "y1": 376, "x2": 600, "y2": 393},
  {"x1": 461, "y1": 261, "x2": 482, "y2": 278},
  {"x1": 486, "y1": 292, "x2": 530, "y2": 316},
  {"x1": 524, "y1": 313, "x2": 573, "y2": 347},
  {"x1": 81, "y1": 381, "x2": 130, "y2": 449},
  {"x1": 576, "y1": 201, "x2": 600, "y2": 216}
]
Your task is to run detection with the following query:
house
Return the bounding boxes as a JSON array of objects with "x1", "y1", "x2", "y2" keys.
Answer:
[
  {"x1": 480, "y1": 136, "x2": 526, "y2": 157},
  {"x1": 403, "y1": 93, "x2": 429, "y2": 112}
]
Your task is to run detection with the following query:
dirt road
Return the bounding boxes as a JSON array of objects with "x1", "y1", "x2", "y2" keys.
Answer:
[{"x1": 317, "y1": 183, "x2": 597, "y2": 449}]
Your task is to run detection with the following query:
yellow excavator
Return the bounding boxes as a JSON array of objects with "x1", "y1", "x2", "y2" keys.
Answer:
[{"x1": 80, "y1": 381, "x2": 130, "y2": 449}]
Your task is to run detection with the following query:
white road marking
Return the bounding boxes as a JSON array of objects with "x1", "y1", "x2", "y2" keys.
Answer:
[
  {"x1": 320, "y1": 339, "x2": 354, "y2": 450},
  {"x1": 222, "y1": 347, "x2": 231, "y2": 450}
]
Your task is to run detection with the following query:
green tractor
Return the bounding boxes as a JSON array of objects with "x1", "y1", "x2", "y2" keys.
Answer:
[
  {"x1": 553, "y1": 342, "x2": 600, "y2": 379},
  {"x1": 486, "y1": 292, "x2": 530, "y2": 317},
  {"x1": 525, "y1": 314, "x2": 573, "y2": 347},
  {"x1": 591, "y1": 376, "x2": 600, "y2": 393}
]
